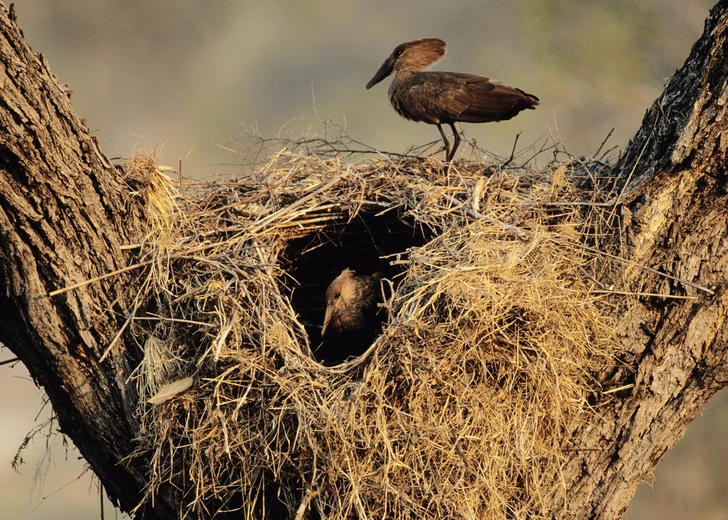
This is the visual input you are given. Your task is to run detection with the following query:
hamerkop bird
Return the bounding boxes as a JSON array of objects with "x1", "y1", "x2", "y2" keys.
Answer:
[
  {"x1": 366, "y1": 38, "x2": 539, "y2": 162},
  {"x1": 321, "y1": 269, "x2": 383, "y2": 340}
]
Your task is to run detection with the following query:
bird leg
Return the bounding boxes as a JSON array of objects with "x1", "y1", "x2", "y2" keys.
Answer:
[
  {"x1": 436, "y1": 123, "x2": 462, "y2": 162},
  {"x1": 448, "y1": 123, "x2": 461, "y2": 162},
  {"x1": 436, "y1": 123, "x2": 451, "y2": 162}
]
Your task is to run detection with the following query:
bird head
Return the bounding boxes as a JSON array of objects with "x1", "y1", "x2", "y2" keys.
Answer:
[
  {"x1": 321, "y1": 269, "x2": 383, "y2": 339},
  {"x1": 366, "y1": 38, "x2": 446, "y2": 89},
  {"x1": 321, "y1": 268, "x2": 358, "y2": 338}
]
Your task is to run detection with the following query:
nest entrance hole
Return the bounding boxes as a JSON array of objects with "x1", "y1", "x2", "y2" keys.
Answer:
[{"x1": 283, "y1": 208, "x2": 432, "y2": 364}]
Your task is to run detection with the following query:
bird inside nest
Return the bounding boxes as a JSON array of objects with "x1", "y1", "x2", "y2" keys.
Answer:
[{"x1": 317, "y1": 268, "x2": 385, "y2": 364}]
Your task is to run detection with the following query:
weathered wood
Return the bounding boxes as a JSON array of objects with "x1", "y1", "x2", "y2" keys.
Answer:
[
  {"x1": 0, "y1": 3, "x2": 174, "y2": 517},
  {"x1": 547, "y1": 2, "x2": 728, "y2": 517},
  {"x1": 0, "y1": 0, "x2": 727, "y2": 518}
]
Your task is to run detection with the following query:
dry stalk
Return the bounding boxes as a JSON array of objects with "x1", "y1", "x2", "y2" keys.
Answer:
[{"x1": 113, "y1": 144, "x2": 639, "y2": 519}]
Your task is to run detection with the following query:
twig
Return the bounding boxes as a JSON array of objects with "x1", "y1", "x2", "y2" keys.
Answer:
[
  {"x1": 593, "y1": 128, "x2": 614, "y2": 158},
  {"x1": 47, "y1": 259, "x2": 154, "y2": 298},
  {"x1": 294, "y1": 487, "x2": 319, "y2": 520},
  {"x1": 100, "y1": 310, "x2": 134, "y2": 362},
  {"x1": 602, "y1": 384, "x2": 635, "y2": 395},
  {"x1": 446, "y1": 194, "x2": 529, "y2": 238},
  {"x1": 554, "y1": 238, "x2": 715, "y2": 295},
  {"x1": 501, "y1": 131, "x2": 522, "y2": 168},
  {"x1": 591, "y1": 290, "x2": 699, "y2": 300}
]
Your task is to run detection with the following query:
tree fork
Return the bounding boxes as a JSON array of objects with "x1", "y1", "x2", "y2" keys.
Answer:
[{"x1": 0, "y1": 1, "x2": 727, "y2": 519}]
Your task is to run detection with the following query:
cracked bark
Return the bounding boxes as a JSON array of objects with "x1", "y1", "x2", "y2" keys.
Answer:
[
  {"x1": 0, "y1": 3, "x2": 174, "y2": 518},
  {"x1": 0, "y1": 1, "x2": 727, "y2": 519},
  {"x1": 550, "y1": 2, "x2": 728, "y2": 517}
]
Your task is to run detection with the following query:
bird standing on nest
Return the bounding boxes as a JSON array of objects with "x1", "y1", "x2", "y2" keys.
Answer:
[
  {"x1": 366, "y1": 37, "x2": 539, "y2": 162},
  {"x1": 321, "y1": 268, "x2": 383, "y2": 341}
]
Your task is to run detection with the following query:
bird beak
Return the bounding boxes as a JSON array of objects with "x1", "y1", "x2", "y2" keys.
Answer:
[
  {"x1": 366, "y1": 55, "x2": 396, "y2": 89},
  {"x1": 321, "y1": 303, "x2": 334, "y2": 337}
]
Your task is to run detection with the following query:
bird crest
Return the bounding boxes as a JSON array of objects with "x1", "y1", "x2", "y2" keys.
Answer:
[{"x1": 392, "y1": 38, "x2": 447, "y2": 73}]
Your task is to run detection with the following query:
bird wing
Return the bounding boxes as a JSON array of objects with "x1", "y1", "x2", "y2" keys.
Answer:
[
  {"x1": 401, "y1": 72, "x2": 532, "y2": 124},
  {"x1": 454, "y1": 76, "x2": 535, "y2": 123}
]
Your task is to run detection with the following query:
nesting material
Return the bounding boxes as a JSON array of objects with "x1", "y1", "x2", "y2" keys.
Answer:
[{"x1": 121, "y1": 147, "x2": 621, "y2": 519}]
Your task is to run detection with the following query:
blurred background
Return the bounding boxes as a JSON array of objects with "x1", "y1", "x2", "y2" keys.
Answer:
[{"x1": 1, "y1": 0, "x2": 726, "y2": 518}]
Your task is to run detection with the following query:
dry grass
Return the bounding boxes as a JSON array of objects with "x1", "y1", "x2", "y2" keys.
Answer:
[{"x1": 120, "y1": 141, "x2": 623, "y2": 519}]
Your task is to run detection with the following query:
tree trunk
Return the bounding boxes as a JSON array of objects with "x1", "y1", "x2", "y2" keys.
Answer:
[
  {"x1": 0, "y1": 4, "x2": 175, "y2": 518},
  {"x1": 553, "y1": 2, "x2": 728, "y2": 517},
  {"x1": 1, "y1": 1, "x2": 727, "y2": 519}
]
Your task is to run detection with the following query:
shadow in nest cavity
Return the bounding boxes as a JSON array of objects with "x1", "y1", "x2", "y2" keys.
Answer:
[{"x1": 281, "y1": 207, "x2": 433, "y2": 365}]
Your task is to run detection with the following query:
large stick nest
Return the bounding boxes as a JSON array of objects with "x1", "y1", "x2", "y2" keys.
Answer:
[{"x1": 120, "y1": 139, "x2": 624, "y2": 519}]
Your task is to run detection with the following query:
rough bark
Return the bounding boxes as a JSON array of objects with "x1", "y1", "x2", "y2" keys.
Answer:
[
  {"x1": 0, "y1": 1, "x2": 727, "y2": 519},
  {"x1": 0, "y1": 4, "x2": 173, "y2": 517},
  {"x1": 551, "y1": 2, "x2": 728, "y2": 517}
]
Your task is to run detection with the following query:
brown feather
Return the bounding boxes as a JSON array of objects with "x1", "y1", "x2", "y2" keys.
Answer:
[
  {"x1": 366, "y1": 38, "x2": 539, "y2": 161},
  {"x1": 321, "y1": 269, "x2": 382, "y2": 339}
]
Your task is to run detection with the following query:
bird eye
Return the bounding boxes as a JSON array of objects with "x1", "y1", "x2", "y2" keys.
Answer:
[{"x1": 334, "y1": 292, "x2": 341, "y2": 299}]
